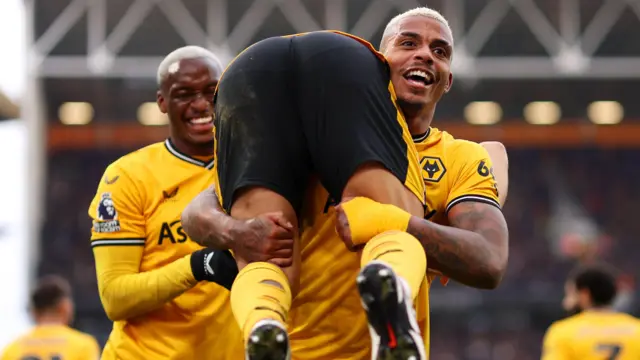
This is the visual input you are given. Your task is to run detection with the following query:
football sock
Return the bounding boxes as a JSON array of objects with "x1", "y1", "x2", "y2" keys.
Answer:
[
  {"x1": 230, "y1": 262, "x2": 292, "y2": 342},
  {"x1": 360, "y1": 230, "x2": 426, "y2": 300},
  {"x1": 338, "y1": 197, "x2": 411, "y2": 248}
]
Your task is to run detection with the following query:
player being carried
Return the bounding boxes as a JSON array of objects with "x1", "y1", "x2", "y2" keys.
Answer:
[
  {"x1": 194, "y1": 29, "x2": 431, "y2": 359},
  {"x1": 542, "y1": 264, "x2": 640, "y2": 360},
  {"x1": 87, "y1": 46, "x2": 242, "y2": 359}
]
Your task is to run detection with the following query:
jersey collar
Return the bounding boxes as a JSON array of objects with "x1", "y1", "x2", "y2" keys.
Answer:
[
  {"x1": 412, "y1": 128, "x2": 431, "y2": 143},
  {"x1": 164, "y1": 139, "x2": 215, "y2": 169}
]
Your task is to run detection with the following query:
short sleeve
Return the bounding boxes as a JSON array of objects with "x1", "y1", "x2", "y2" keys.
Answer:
[
  {"x1": 88, "y1": 163, "x2": 146, "y2": 247},
  {"x1": 445, "y1": 142, "x2": 501, "y2": 213}
]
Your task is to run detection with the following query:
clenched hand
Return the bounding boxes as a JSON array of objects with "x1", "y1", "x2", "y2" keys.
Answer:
[{"x1": 230, "y1": 212, "x2": 295, "y2": 268}]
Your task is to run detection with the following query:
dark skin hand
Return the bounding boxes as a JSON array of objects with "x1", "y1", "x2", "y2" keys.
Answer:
[
  {"x1": 335, "y1": 200, "x2": 509, "y2": 289},
  {"x1": 181, "y1": 187, "x2": 296, "y2": 267},
  {"x1": 230, "y1": 213, "x2": 296, "y2": 268}
]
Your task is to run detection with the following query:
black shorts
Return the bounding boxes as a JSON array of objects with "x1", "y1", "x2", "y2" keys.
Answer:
[{"x1": 214, "y1": 31, "x2": 425, "y2": 213}]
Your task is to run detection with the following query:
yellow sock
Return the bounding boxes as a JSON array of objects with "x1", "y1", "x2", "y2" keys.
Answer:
[
  {"x1": 230, "y1": 262, "x2": 292, "y2": 342},
  {"x1": 337, "y1": 197, "x2": 411, "y2": 248},
  {"x1": 361, "y1": 230, "x2": 426, "y2": 300}
]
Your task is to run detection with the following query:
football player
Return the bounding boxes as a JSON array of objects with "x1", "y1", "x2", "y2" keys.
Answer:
[
  {"x1": 542, "y1": 264, "x2": 640, "y2": 360},
  {"x1": 88, "y1": 46, "x2": 242, "y2": 359},
  {"x1": 1, "y1": 276, "x2": 100, "y2": 360}
]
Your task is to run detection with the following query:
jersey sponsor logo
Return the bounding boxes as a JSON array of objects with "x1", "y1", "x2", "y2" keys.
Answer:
[
  {"x1": 420, "y1": 156, "x2": 446, "y2": 183},
  {"x1": 94, "y1": 192, "x2": 121, "y2": 233},
  {"x1": 158, "y1": 220, "x2": 189, "y2": 245},
  {"x1": 103, "y1": 175, "x2": 119, "y2": 184}
]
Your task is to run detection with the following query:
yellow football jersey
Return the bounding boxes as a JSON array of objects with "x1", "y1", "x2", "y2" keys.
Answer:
[
  {"x1": 1, "y1": 324, "x2": 99, "y2": 360},
  {"x1": 289, "y1": 127, "x2": 500, "y2": 359},
  {"x1": 88, "y1": 139, "x2": 242, "y2": 360},
  {"x1": 413, "y1": 127, "x2": 501, "y2": 224},
  {"x1": 412, "y1": 127, "x2": 501, "y2": 352},
  {"x1": 542, "y1": 311, "x2": 640, "y2": 360}
]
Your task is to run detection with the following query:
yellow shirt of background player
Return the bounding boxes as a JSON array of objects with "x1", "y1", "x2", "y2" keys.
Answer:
[
  {"x1": 290, "y1": 127, "x2": 500, "y2": 359},
  {"x1": 1, "y1": 325, "x2": 99, "y2": 360},
  {"x1": 88, "y1": 140, "x2": 242, "y2": 360},
  {"x1": 542, "y1": 311, "x2": 640, "y2": 360}
]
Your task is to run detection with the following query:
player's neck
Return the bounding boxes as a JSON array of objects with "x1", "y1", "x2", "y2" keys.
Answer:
[
  {"x1": 585, "y1": 306, "x2": 614, "y2": 313},
  {"x1": 405, "y1": 107, "x2": 435, "y2": 136},
  {"x1": 169, "y1": 137, "x2": 214, "y2": 158},
  {"x1": 398, "y1": 99, "x2": 436, "y2": 135},
  {"x1": 35, "y1": 314, "x2": 67, "y2": 326}
]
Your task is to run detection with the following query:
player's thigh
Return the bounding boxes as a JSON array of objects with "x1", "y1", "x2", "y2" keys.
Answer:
[
  {"x1": 292, "y1": 32, "x2": 424, "y2": 216},
  {"x1": 214, "y1": 36, "x2": 310, "y2": 218},
  {"x1": 215, "y1": 37, "x2": 304, "y2": 290}
]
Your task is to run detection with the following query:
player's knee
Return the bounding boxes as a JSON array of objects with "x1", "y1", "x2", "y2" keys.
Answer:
[{"x1": 343, "y1": 162, "x2": 423, "y2": 217}]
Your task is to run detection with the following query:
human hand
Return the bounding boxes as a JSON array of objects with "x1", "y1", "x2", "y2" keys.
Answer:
[{"x1": 230, "y1": 212, "x2": 295, "y2": 267}]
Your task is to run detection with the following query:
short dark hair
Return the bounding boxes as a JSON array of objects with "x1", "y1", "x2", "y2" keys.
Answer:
[
  {"x1": 31, "y1": 275, "x2": 71, "y2": 313},
  {"x1": 569, "y1": 264, "x2": 618, "y2": 307}
]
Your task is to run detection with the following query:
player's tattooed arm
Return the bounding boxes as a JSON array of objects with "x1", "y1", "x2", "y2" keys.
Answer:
[
  {"x1": 181, "y1": 185, "x2": 235, "y2": 249},
  {"x1": 406, "y1": 203, "x2": 508, "y2": 289},
  {"x1": 182, "y1": 186, "x2": 296, "y2": 266}
]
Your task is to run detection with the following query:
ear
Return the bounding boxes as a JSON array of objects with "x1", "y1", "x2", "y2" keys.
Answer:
[
  {"x1": 444, "y1": 72, "x2": 453, "y2": 93},
  {"x1": 157, "y1": 90, "x2": 167, "y2": 114},
  {"x1": 577, "y1": 288, "x2": 592, "y2": 309}
]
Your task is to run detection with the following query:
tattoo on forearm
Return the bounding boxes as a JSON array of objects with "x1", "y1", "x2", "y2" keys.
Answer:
[
  {"x1": 406, "y1": 202, "x2": 508, "y2": 288},
  {"x1": 182, "y1": 187, "x2": 231, "y2": 249}
]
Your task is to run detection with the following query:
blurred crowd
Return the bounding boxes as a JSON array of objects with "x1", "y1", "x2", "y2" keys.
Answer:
[{"x1": 40, "y1": 145, "x2": 639, "y2": 359}]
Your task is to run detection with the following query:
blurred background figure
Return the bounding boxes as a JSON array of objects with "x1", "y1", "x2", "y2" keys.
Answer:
[
  {"x1": 541, "y1": 264, "x2": 640, "y2": 359},
  {"x1": 1, "y1": 275, "x2": 100, "y2": 360},
  {"x1": 1, "y1": 0, "x2": 639, "y2": 359}
]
